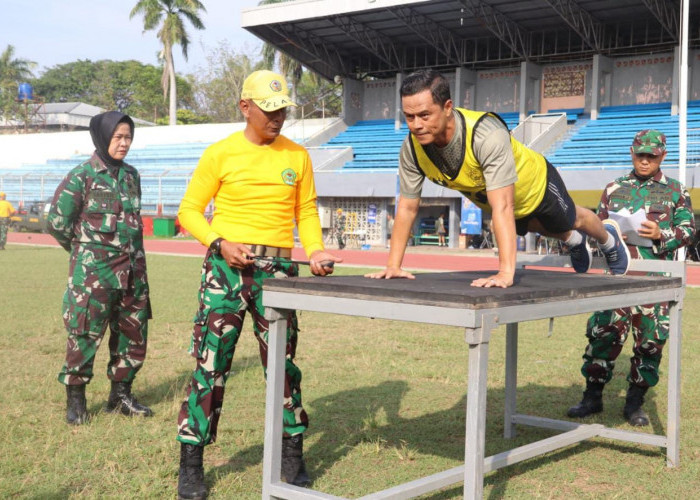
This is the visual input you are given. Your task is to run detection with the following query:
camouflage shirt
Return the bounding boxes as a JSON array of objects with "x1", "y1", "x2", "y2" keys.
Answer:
[
  {"x1": 597, "y1": 169, "x2": 695, "y2": 260},
  {"x1": 48, "y1": 153, "x2": 148, "y2": 290}
]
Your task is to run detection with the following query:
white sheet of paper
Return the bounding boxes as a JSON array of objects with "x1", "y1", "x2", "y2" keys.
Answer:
[{"x1": 607, "y1": 208, "x2": 653, "y2": 247}]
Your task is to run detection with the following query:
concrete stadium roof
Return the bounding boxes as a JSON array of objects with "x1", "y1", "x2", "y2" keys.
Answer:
[{"x1": 242, "y1": 0, "x2": 700, "y2": 81}]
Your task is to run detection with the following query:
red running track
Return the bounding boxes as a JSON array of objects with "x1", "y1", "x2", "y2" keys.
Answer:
[{"x1": 7, "y1": 231, "x2": 700, "y2": 285}]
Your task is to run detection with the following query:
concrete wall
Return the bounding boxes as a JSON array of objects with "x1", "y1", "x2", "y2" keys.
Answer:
[
  {"x1": 362, "y1": 79, "x2": 399, "y2": 121},
  {"x1": 475, "y1": 69, "x2": 520, "y2": 112},
  {"x1": 611, "y1": 53, "x2": 674, "y2": 105},
  {"x1": 356, "y1": 50, "x2": 699, "y2": 117},
  {"x1": 693, "y1": 51, "x2": 700, "y2": 100},
  {"x1": 342, "y1": 78, "x2": 364, "y2": 125}
]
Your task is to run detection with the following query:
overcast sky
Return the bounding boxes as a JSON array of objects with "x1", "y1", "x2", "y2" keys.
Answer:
[{"x1": 1, "y1": 0, "x2": 263, "y2": 77}]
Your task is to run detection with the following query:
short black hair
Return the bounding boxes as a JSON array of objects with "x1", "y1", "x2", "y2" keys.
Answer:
[{"x1": 400, "y1": 69, "x2": 451, "y2": 107}]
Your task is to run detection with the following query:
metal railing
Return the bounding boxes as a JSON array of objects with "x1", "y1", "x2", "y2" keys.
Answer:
[
  {"x1": 511, "y1": 113, "x2": 568, "y2": 153},
  {"x1": 0, "y1": 171, "x2": 192, "y2": 215},
  {"x1": 282, "y1": 83, "x2": 343, "y2": 142}
]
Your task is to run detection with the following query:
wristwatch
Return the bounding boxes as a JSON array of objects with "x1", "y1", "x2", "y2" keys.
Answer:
[{"x1": 209, "y1": 238, "x2": 224, "y2": 256}]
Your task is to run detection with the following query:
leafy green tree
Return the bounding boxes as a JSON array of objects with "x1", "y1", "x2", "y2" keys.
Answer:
[
  {"x1": 258, "y1": 0, "x2": 305, "y2": 118},
  {"x1": 130, "y1": 0, "x2": 205, "y2": 126},
  {"x1": 32, "y1": 60, "x2": 194, "y2": 122},
  {"x1": 33, "y1": 60, "x2": 100, "y2": 104},
  {"x1": 294, "y1": 71, "x2": 342, "y2": 119},
  {"x1": 191, "y1": 41, "x2": 260, "y2": 123},
  {"x1": 0, "y1": 45, "x2": 36, "y2": 83},
  {"x1": 0, "y1": 45, "x2": 37, "y2": 128},
  {"x1": 155, "y1": 108, "x2": 211, "y2": 125}
]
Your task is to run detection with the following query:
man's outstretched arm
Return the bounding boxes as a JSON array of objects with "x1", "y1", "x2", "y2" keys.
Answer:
[
  {"x1": 471, "y1": 184, "x2": 516, "y2": 288},
  {"x1": 366, "y1": 196, "x2": 420, "y2": 279}
]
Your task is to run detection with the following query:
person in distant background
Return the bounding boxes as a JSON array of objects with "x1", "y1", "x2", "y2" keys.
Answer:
[
  {"x1": 48, "y1": 111, "x2": 153, "y2": 426},
  {"x1": 567, "y1": 129, "x2": 695, "y2": 427},
  {"x1": 335, "y1": 208, "x2": 346, "y2": 249},
  {"x1": 435, "y1": 213, "x2": 447, "y2": 247},
  {"x1": 0, "y1": 191, "x2": 16, "y2": 250},
  {"x1": 386, "y1": 212, "x2": 394, "y2": 248}
]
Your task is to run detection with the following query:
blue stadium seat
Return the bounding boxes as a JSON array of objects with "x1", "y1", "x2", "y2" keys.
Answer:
[
  {"x1": 324, "y1": 120, "x2": 408, "y2": 171},
  {"x1": 5, "y1": 142, "x2": 208, "y2": 215},
  {"x1": 546, "y1": 101, "x2": 700, "y2": 168}
]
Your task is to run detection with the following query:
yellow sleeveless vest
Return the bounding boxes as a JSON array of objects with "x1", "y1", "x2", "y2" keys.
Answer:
[{"x1": 409, "y1": 108, "x2": 547, "y2": 218}]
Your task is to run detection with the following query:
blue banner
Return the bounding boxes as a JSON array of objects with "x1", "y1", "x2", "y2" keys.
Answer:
[
  {"x1": 460, "y1": 198, "x2": 482, "y2": 235},
  {"x1": 368, "y1": 203, "x2": 377, "y2": 224}
]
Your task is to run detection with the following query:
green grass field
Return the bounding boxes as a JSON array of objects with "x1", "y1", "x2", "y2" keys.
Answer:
[{"x1": 1, "y1": 245, "x2": 699, "y2": 498}]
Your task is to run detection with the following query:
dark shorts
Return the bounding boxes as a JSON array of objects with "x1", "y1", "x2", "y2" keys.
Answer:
[{"x1": 515, "y1": 161, "x2": 577, "y2": 236}]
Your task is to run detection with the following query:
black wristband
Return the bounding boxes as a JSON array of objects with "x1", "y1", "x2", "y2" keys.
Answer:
[{"x1": 209, "y1": 238, "x2": 224, "y2": 255}]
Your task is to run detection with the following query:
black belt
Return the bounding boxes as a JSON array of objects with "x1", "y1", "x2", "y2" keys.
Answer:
[{"x1": 248, "y1": 244, "x2": 292, "y2": 259}]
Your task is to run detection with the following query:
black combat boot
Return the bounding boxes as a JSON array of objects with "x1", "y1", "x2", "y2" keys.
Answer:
[
  {"x1": 567, "y1": 382, "x2": 604, "y2": 418},
  {"x1": 105, "y1": 381, "x2": 153, "y2": 417},
  {"x1": 281, "y1": 434, "x2": 311, "y2": 487},
  {"x1": 66, "y1": 384, "x2": 88, "y2": 425},
  {"x1": 177, "y1": 443, "x2": 207, "y2": 500},
  {"x1": 623, "y1": 384, "x2": 650, "y2": 426}
]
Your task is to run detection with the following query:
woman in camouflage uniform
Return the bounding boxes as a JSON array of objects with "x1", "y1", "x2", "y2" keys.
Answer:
[{"x1": 48, "y1": 111, "x2": 153, "y2": 425}]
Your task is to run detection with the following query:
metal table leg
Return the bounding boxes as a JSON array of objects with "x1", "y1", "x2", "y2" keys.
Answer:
[
  {"x1": 262, "y1": 308, "x2": 289, "y2": 499},
  {"x1": 463, "y1": 317, "x2": 495, "y2": 499},
  {"x1": 666, "y1": 298, "x2": 682, "y2": 467},
  {"x1": 504, "y1": 323, "x2": 519, "y2": 439}
]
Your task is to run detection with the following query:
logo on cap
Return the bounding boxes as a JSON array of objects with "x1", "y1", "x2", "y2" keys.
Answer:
[{"x1": 270, "y1": 80, "x2": 282, "y2": 92}]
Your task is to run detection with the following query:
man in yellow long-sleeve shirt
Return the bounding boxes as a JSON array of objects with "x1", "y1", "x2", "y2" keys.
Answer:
[
  {"x1": 0, "y1": 192, "x2": 16, "y2": 250},
  {"x1": 175, "y1": 70, "x2": 340, "y2": 499}
]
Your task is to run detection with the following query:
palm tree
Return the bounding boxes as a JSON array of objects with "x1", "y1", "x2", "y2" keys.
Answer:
[
  {"x1": 0, "y1": 45, "x2": 36, "y2": 84},
  {"x1": 0, "y1": 45, "x2": 36, "y2": 124},
  {"x1": 130, "y1": 0, "x2": 205, "y2": 125},
  {"x1": 258, "y1": 0, "x2": 305, "y2": 118}
]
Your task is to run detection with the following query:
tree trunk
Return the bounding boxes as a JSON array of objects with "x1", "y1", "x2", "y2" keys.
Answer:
[
  {"x1": 290, "y1": 84, "x2": 298, "y2": 119},
  {"x1": 168, "y1": 54, "x2": 177, "y2": 126}
]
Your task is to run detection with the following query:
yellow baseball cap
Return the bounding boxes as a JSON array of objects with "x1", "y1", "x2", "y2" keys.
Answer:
[
  {"x1": 0, "y1": 191, "x2": 5, "y2": 197},
  {"x1": 241, "y1": 70, "x2": 298, "y2": 112}
]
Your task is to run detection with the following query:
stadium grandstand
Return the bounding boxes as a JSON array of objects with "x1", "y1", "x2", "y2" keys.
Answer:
[{"x1": 1, "y1": 0, "x2": 699, "y2": 249}]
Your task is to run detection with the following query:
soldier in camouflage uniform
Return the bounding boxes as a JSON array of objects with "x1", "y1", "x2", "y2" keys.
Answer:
[
  {"x1": 48, "y1": 111, "x2": 153, "y2": 426},
  {"x1": 175, "y1": 70, "x2": 341, "y2": 500},
  {"x1": 335, "y1": 208, "x2": 346, "y2": 249},
  {"x1": 568, "y1": 129, "x2": 695, "y2": 426},
  {"x1": 0, "y1": 191, "x2": 16, "y2": 250}
]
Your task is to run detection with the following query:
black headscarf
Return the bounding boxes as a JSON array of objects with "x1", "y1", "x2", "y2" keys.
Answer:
[{"x1": 89, "y1": 111, "x2": 135, "y2": 167}]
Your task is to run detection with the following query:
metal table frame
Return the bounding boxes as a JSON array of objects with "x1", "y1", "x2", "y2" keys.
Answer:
[{"x1": 261, "y1": 256, "x2": 685, "y2": 499}]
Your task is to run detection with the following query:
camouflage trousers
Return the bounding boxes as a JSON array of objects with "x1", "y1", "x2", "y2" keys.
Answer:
[
  {"x1": 581, "y1": 302, "x2": 669, "y2": 388},
  {"x1": 176, "y1": 252, "x2": 307, "y2": 447},
  {"x1": 336, "y1": 231, "x2": 345, "y2": 250},
  {"x1": 58, "y1": 281, "x2": 150, "y2": 386},
  {"x1": 0, "y1": 217, "x2": 9, "y2": 248}
]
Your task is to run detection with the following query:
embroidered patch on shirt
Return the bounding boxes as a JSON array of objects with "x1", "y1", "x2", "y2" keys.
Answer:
[{"x1": 281, "y1": 168, "x2": 297, "y2": 186}]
